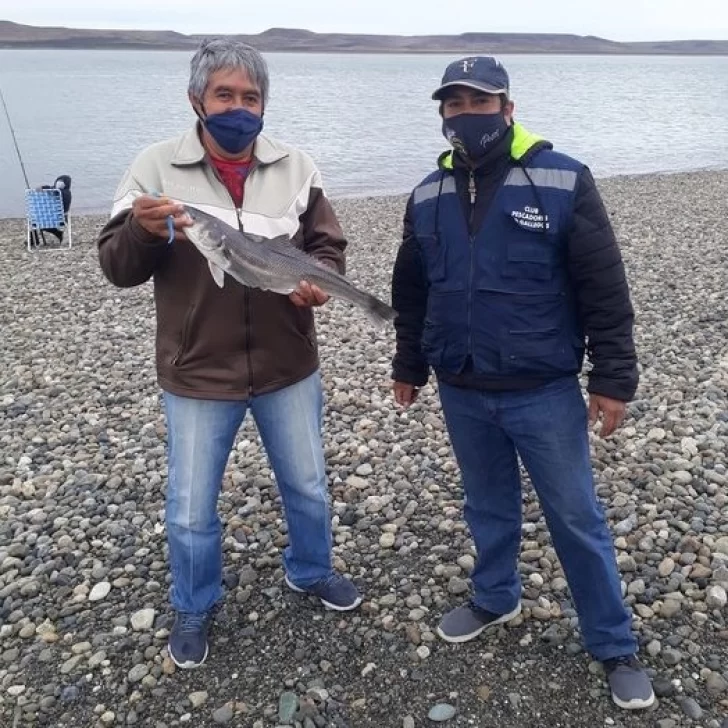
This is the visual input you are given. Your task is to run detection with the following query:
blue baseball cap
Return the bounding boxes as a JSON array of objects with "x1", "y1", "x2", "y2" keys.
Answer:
[{"x1": 432, "y1": 56, "x2": 510, "y2": 100}]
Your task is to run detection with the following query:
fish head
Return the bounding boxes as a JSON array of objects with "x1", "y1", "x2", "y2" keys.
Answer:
[{"x1": 183, "y1": 206, "x2": 229, "y2": 254}]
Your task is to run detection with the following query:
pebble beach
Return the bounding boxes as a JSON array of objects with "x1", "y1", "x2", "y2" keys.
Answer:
[{"x1": 1, "y1": 171, "x2": 727, "y2": 727}]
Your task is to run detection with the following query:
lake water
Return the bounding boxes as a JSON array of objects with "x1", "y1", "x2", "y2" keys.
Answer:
[{"x1": 1, "y1": 50, "x2": 728, "y2": 218}]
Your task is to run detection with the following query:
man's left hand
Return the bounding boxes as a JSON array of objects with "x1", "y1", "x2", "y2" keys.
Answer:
[
  {"x1": 289, "y1": 280, "x2": 330, "y2": 308},
  {"x1": 588, "y1": 394, "x2": 627, "y2": 438}
]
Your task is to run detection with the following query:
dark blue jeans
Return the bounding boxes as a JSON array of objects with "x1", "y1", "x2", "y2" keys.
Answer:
[{"x1": 438, "y1": 375, "x2": 636, "y2": 661}]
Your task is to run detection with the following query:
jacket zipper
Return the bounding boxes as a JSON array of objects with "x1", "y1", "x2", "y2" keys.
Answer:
[
  {"x1": 467, "y1": 170, "x2": 476, "y2": 358},
  {"x1": 208, "y1": 155, "x2": 258, "y2": 398},
  {"x1": 235, "y1": 201, "x2": 254, "y2": 398},
  {"x1": 240, "y1": 163, "x2": 258, "y2": 398},
  {"x1": 243, "y1": 283, "x2": 253, "y2": 398}
]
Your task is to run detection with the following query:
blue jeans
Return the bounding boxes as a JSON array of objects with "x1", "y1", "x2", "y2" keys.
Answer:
[
  {"x1": 438, "y1": 375, "x2": 637, "y2": 661},
  {"x1": 163, "y1": 371, "x2": 332, "y2": 614}
]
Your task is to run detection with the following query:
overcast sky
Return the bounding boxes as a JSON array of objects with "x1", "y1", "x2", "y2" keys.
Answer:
[{"x1": 2, "y1": 0, "x2": 727, "y2": 42}]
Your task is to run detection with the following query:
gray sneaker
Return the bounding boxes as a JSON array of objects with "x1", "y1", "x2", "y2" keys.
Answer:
[
  {"x1": 285, "y1": 573, "x2": 362, "y2": 611},
  {"x1": 168, "y1": 611, "x2": 212, "y2": 669},
  {"x1": 436, "y1": 600, "x2": 522, "y2": 643},
  {"x1": 603, "y1": 656, "x2": 655, "y2": 710}
]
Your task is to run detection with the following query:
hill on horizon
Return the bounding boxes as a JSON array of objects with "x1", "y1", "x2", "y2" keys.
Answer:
[{"x1": 1, "y1": 20, "x2": 727, "y2": 54}]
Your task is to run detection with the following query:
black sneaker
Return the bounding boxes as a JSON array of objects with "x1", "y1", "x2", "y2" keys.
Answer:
[
  {"x1": 167, "y1": 611, "x2": 213, "y2": 669},
  {"x1": 603, "y1": 655, "x2": 655, "y2": 710},
  {"x1": 436, "y1": 600, "x2": 522, "y2": 643}
]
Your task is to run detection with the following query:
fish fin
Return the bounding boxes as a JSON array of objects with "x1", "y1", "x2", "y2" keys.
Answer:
[
  {"x1": 264, "y1": 233, "x2": 295, "y2": 248},
  {"x1": 239, "y1": 229, "x2": 323, "y2": 272},
  {"x1": 243, "y1": 230, "x2": 292, "y2": 246},
  {"x1": 247, "y1": 231, "x2": 311, "y2": 260},
  {"x1": 362, "y1": 295, "x2": 398, "y2": 327},
  {"x1": 267, "y1": 235, "x2": 313, "y2": 260},
  {"x1": 208, "y1": 260, "x2": 225, "y2": 288},
  {"x1": 221, "y1": 249, "x2": 275, "y2": 291}
]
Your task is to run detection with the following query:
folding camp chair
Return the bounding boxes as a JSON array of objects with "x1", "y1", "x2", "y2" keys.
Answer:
[{"x1": 25, "y1": 187, "x2": 72, "y2": 252}]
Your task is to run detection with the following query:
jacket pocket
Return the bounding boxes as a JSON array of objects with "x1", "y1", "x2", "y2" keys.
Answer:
[
  {"x1": 501, "y1": 327, "x2": 580, "y2": 375},
  {"x1": 171, "y1": 304, "x2": 196, "y2": 367},
  {"x1": 502, "y1": 238, "x2": 554, "y2": 281},
  {"x1": 417, "y1": 234, "x2": 447, "y2": 284},
  {"x1": 502, "y1": 201, "x2": 558, "y2": 281},
  {"x1": 422, "y1": 291, "x2": 469, "y2": 370},
  {"x1": 421, "y1": 319, "x2": 446, "y2": 367},
  {"x1": 290, "y1": 305, "x2": 316, "y2": 352}
]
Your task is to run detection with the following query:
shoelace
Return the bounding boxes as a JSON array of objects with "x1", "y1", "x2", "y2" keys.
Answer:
[
  {"x1": 178, "y1": 612, "x2": 209, "y2": 634},
  {"x1": 604, "y1": 655, "x2": 638, "y2": 671},
  {"x1": 315, "y1": 574, "x2": 344, "y2": 592}
]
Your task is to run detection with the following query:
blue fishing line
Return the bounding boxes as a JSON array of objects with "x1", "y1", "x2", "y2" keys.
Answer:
[
  {"x1": 165, "y1": 215, "x2": 175, "y2": 246},
  {"x1": 149, "y1": 189, "x2": 176, "y2": 245}
]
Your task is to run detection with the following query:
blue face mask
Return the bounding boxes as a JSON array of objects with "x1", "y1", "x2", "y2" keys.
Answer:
[
  {"x1": 442, "y1": 112, "x2": 508, "y2": 161},
  {"x1": 203, "y1": 108, "x2": 263, "y2": 155}
]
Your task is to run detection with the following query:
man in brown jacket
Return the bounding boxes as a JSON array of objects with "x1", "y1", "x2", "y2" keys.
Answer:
[{"x1": 96, "y1": 37, "x2": 362, "y2": 670}]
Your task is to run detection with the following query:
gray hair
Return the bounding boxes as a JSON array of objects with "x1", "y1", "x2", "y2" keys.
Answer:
[{"x1": 188, "y1": 37, "x2": 269, "y2": 105}]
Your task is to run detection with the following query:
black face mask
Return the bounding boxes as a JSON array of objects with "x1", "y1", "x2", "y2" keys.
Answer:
[{"x1": 442, "y1": 112, "x2": 509, "y2": 161}]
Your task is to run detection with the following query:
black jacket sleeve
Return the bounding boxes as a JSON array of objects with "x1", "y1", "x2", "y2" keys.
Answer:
[
  {"x1": 567, "y1": 167, "x2": 638, "y2": 401},
  {"x1": 391, "y1": 194, "x2": 430, "y2": 386}
]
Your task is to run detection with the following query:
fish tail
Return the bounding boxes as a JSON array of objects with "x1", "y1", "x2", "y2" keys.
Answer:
[{"x1": 361, "y1": 293, "x2": 398, "y2": 327}]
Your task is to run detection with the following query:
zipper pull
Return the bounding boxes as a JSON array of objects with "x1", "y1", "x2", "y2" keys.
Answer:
[{"x1": 468, "y1": 171, "x2": 476, "y2": 205}]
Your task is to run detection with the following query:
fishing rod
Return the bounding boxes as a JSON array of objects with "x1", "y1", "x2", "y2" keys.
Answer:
[
  {"x1": 0, "y1": 86, "x2": 46, "y2": 247},
  {"x1": 0, "y1": 86, "x2": 31, "y2": 188}
]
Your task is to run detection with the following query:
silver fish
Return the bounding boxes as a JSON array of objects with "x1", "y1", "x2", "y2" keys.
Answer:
[{"x1": 181, "y1": 205, "x2": 397, "y2": 325}]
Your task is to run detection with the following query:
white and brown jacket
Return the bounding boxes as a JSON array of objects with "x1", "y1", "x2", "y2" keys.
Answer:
[{"x1": 97, "y1": 125, "x2": 347, "y2": 399}]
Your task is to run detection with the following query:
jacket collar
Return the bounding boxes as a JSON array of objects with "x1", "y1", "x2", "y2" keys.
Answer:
[
  {"x1": 438, "y1": 122, "x2": 552, "y2": 171},
  {"x1": 171, "y1": 123, "x2": 290, "y2": 167}
]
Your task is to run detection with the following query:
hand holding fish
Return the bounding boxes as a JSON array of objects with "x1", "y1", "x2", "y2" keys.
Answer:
[
  {"x1": 132, "y1": 195, "x2": 192, "y2": 241},
  {"x1": 289, "y1": 280, "x2": 330, "y2": 307}
]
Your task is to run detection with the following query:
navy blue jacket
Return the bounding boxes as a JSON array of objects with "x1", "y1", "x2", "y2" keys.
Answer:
[{"x1": 391, "y1": 124, "x2": 638, "y2": 401}]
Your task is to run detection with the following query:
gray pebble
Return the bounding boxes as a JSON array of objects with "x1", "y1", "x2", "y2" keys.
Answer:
[
  {"x1": 212, "y1": 703, "x2": 234, "y2": 724},
  {"x1": 427, "y1": 703, "x2": 457, "y2": 722},
  {"x1": 681, "y1": 697, "x2": 703, "y2": 721}
]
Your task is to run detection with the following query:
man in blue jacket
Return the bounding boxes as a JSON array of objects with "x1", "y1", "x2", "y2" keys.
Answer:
[{"x1": 391, "y1": 56, "x2": 654, "y2": 710}]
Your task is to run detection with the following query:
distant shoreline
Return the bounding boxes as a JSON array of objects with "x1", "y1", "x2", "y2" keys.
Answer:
[
  {"x1": 2, "y1": 46, "x2": 728, "y2": 57},
  {"x1": 1, "y1": 21, "x2": 727, "y2": 56},
  {"x1": 2, "y1": 167, "x2": 728, "y2": 222}
]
